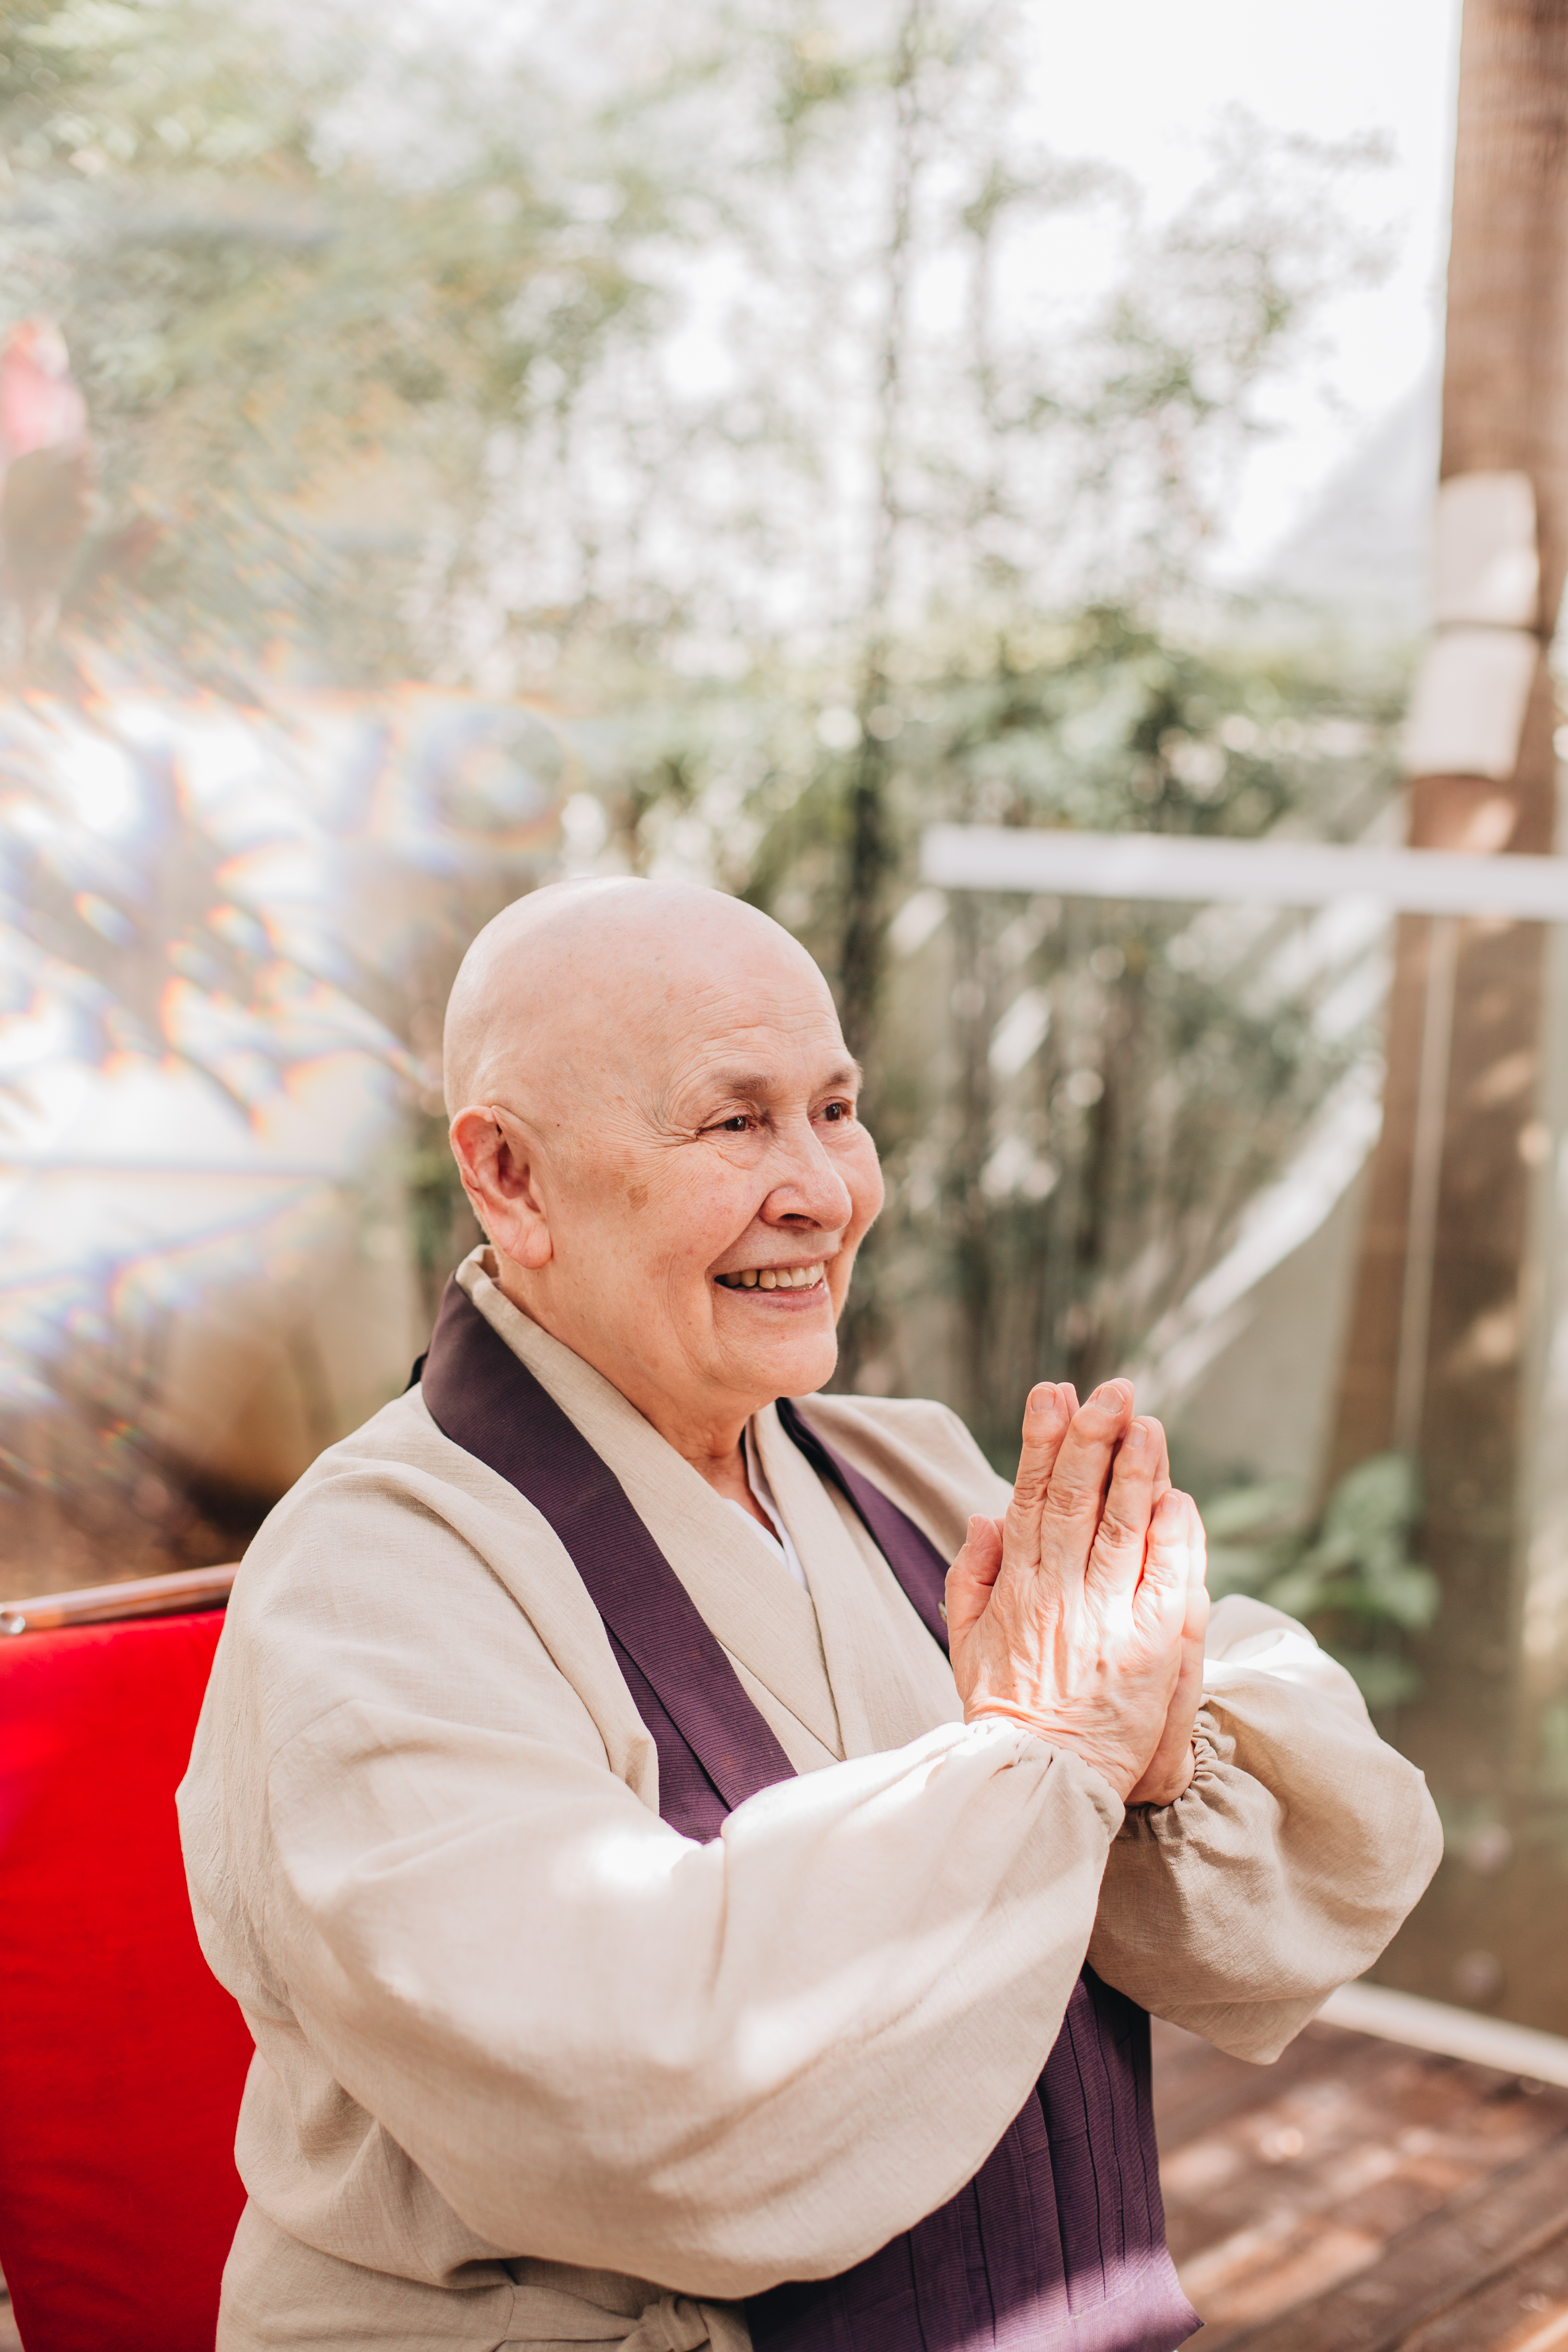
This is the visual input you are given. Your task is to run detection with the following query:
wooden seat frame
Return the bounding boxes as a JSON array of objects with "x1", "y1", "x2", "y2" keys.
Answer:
[{"x1": 0, "y1": 1561, "x2": 238, "y2": 1637}]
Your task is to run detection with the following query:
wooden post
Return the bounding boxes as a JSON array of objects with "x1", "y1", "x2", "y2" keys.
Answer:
[{"x1": 1329, "y1": 0, "x2": 1568, "y2": 2021}]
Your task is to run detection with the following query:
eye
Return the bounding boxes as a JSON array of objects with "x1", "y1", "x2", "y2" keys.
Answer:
[
  {"x1": 718, "y1": 1114, "x2": 752, "y2": 1133},
  {"x1": 822, "y1": 1099, "x2": 855, "y2": 1124}
]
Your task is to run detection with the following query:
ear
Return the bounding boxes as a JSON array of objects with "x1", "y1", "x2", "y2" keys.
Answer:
[{"x1": 448, "y1": 1106, "x2": 553, "y2": 1271}]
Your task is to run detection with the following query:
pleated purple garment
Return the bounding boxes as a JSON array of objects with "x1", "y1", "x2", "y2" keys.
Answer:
[{"x1": 419, "y1": 1279, "x2": 1200, "y2": 2352}]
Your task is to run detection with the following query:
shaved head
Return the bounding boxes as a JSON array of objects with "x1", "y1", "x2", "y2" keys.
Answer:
[
  {"x1": 443, "y1": 878, "x2": 843, "y2": 1123},
  {"x1": 442, "y1": 876, "x2": 883, "y2": 1470}
]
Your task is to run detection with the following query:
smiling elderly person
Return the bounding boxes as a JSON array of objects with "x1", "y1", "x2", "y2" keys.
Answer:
[{"x1": 180, "y1": 879, "x2": 1441, "y2": 2352}]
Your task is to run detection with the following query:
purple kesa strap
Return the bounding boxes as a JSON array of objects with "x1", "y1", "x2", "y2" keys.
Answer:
[{"x1": 419, "y1": 1280, "x2": 794, "y2": 1828}]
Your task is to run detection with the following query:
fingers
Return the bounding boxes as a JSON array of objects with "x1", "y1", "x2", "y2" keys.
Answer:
[
  {"x1": 1005, "y1": 1382, "x2": 1076, "y2": 1539},
  {"x1": 1031, "y1": 1378, "x2": 1133, "y2": 1575},
  {"x1": 944, "y1": 1514, "x2": 1004, "y2": 1652},
  {"x1": 1079, "y1": 1412, "x2": 1167, "y2": 1599}
]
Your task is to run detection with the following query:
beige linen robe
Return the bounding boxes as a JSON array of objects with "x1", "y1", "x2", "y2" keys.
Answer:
[{"x1": 179, "y1": 1250, "x2": 1443, "y2": 2351}]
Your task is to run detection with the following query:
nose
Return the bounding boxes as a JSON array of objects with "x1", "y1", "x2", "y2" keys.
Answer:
[{"x1": 762, "y1": 1114, "x2": 855, "y2": 1231}]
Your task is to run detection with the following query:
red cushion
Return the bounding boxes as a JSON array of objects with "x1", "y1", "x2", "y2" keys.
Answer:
[{"x1": 0, "y1": 1612, "x2": 253, "y2": 2352}]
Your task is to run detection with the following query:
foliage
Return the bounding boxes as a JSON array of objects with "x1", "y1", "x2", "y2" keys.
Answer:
[
  {"x1": 582, "y1": 603, "x2": 1406, "y2": 1442},
  {"x1": 1203, "y1": 1451, "x2": 1439, "y2": 1708},
  {"x1": 1, "y1": 0, "x2": 1386, "y2": 688},
  {"x1": 0, "y1": 0, "x2": 1413, "y2": 1540},
  {"x1": 0, "y1": 0, "x2": 656, "y2": 683}
]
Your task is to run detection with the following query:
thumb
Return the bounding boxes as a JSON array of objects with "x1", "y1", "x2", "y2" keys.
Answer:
[
  {"x1": 1181, "y1": 1491, "x2": 1210, "y2": 1644},
  {"x1": 945, "y1": 1514, "x2": 1004, "y2": 1651},
  {"x1": 1133, "y1": 1486, "x2": 1192, "y2": 1645}
]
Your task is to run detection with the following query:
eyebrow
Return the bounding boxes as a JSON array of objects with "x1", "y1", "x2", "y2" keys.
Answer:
[{"x1": 707, "y1": 1061, "x2": 863, "y2": 1097}]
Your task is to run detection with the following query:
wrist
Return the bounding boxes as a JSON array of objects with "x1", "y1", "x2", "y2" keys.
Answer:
[
  {"x1": 1126, "y1": 1739, "x2": 1197, "y2": 1809},
  {"x1": 963, "y1": 1701, "x2": 1136, "y2": 1801}
]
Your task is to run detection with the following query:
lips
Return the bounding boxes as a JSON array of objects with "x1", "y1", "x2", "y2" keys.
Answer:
[{"x1": 715, "y1": 1262, "x2": 826, "y2": 1292}]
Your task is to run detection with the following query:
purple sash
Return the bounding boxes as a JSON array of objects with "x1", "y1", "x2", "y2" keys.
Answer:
[{"x1": 419, "y1": 1279, "x2": 1199, "y2": 2352}]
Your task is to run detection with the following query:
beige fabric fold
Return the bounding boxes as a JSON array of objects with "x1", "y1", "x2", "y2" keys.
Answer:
[
  {"x1": 748, "y1": 1400, "x2": 962, "y2": 1762},
  {"x1": 1090, "y1": 1597, "x2": 1445, "y2": 2057},
  {"x1": 180, "y1": 1246, "x2": 1442, "y2": 2352},
  {"x1": 220, "y1": 2204, "x2": 751, "y2": 2351}
]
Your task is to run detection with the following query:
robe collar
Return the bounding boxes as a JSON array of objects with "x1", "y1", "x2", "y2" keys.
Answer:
[
  {"x1": 448, "y1": 1250, "x2": 963, "y2": 1767},
  {"x1": 454, "y1": 1252, "x2": 846, "y2": 1764}
]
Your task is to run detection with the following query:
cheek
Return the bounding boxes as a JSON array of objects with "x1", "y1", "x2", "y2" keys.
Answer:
[{"x1": 653, "y1": 1163, "x2": 758, "y2": 1279}]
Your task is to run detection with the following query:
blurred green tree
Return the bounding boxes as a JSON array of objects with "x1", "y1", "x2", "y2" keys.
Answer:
[
  {"x1": 0, "y1": 0, "x2": 1410, "y2": 1475},
  {"x1": 592, "y1": 609, "x2": 1405, "y2": 1443},
  {"x1": 0, "y1": 0, "x2": 654, "y2": 683},
  {"x1": 1204, "y1": 1451, "x2": 1437, "y2": 1710}
]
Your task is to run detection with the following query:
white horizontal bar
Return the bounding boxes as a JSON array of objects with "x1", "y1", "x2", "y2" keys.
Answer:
[
  {"x1": 1318, "y1": 1980, "x2": 1568, "y2": 2086},
  {"x1": 922, "y1": 823, "x2": 1568, "y2": 920},
  {"x1": 0, "y1": 1162, "x2": 330, "y2": 1178}
]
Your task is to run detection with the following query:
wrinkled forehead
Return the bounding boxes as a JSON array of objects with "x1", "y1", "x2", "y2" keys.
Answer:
[{"x1": 610, "y1": 959, "x2": 856, "y2": 1114}]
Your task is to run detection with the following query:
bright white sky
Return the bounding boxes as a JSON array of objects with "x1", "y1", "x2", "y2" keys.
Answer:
[{"x1": 1022, "y1": 0, "x2": 1462, "y2": 574}]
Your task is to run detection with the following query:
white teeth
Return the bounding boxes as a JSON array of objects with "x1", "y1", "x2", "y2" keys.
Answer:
[{"x1": 717, "y1": 1262, "x2": 826, "y2": 1291}]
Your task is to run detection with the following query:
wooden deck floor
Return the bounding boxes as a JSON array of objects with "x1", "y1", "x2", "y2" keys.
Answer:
[{"x1": 1156, "y1": 2015, "x2": 1568, "y2": 2350}]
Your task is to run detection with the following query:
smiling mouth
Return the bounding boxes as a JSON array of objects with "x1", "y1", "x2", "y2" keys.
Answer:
[{"x1": 716, "y1": 1262, "x2": 827, "y2": 1293}]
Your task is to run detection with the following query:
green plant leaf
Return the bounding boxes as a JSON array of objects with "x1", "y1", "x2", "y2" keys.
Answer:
[
  {"x1": 1330, "y1": 1647, "x2": 1420, "y2": 1709},
  {"x1": 1201, "y1": 1477, "x2": 1300, "y2": 1541}
]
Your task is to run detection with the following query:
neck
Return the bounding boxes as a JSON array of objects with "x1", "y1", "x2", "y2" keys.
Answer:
[
  {"x1": 489, "y1": 1252, "x2": 773, "y2": 1527},
  {"x1": 678, "y1": 1424, "x2": 770, "y2": 1526}
]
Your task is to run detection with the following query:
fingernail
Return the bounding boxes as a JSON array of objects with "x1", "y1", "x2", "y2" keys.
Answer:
[
  {"x1": 1027, "y1": 1384, "x2": 1054, "y2": 1417},
  {"x1": 1092, "y1": 1378, "x2": 1130, "y2": 1407}
]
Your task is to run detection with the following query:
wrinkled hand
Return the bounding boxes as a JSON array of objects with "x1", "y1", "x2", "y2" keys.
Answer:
[{"x1": 946, "y1": 1380, "x2": 1200, "y2": 1804}]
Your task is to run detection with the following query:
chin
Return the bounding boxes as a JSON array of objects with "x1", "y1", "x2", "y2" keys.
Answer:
[{"x1": 751, "y1": 1322, "x2": 838, "y2": 1400}]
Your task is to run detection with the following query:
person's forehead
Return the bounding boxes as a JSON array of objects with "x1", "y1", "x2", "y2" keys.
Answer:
[{"x1": 652, "y1": 996, "x2": 856, "y2": 1098}]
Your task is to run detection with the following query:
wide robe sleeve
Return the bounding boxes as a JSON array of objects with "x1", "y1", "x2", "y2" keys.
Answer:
[
  {"x1": 180, "y1": 1417, "x2": 1125, "y2": 2305},
  {"x1": 1086, "y1": 1594, "x2": 1444, "y2": 2061}
]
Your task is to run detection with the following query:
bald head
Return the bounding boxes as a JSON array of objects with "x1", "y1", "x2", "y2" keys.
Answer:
[
  {"x1": 443, "y1": 878, "x2": 840, "y2": 1121},
  {"x1": 443, "y1": 877, "x2": 882, "y2": 1446}
]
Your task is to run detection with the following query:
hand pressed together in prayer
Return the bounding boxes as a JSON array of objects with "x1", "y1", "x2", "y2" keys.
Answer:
[{"x1": 945, "y1": 1378, "x2": 1210, "y2": 1805}]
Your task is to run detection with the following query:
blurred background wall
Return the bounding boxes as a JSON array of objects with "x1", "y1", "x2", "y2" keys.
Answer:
[{"x1": 12, "y1": 0, "x2": 1568, "y2": 2030}]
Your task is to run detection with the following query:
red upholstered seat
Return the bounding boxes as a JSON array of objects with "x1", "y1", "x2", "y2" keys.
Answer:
[{"x1": 0, "y1": 1610, "x2": 253, "y2": 2352}]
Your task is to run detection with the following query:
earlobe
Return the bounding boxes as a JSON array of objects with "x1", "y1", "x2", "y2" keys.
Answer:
[{"x1": 509, "y1": 1202, "x2": 554, "y2": 1271}]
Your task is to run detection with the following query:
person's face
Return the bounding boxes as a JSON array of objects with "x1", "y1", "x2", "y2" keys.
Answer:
[{"x1": 468, "y1": 932, "x2": 884, "y2": 1445}]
